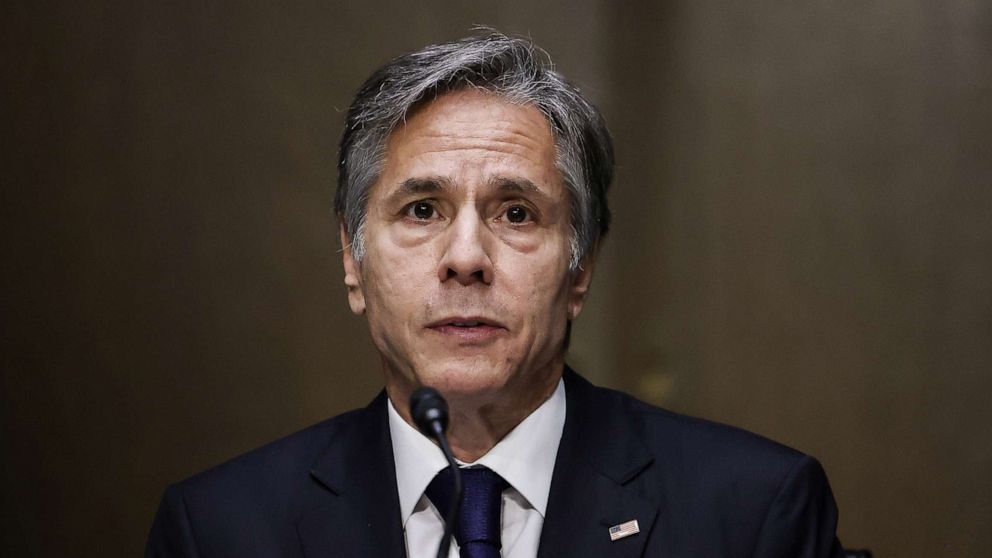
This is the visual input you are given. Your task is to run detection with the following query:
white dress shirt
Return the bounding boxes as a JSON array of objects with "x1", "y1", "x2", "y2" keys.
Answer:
[{"x1": 387, "y1": 379, "x2": 566, "y2": 558}]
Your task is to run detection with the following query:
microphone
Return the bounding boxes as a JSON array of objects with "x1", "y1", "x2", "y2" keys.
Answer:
[{"x1": 410, "y1": 387, "x2": 463, "y2": 558}]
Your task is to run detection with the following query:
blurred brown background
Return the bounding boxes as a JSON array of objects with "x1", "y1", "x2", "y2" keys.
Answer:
[{"x1": 2, "y1": 1, "x2": 990, "y2": 556}]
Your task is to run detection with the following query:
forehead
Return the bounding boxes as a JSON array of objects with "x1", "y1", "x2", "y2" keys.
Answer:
[{"x1": 376, "y1": 90, "x2": 562, "y2": 197}]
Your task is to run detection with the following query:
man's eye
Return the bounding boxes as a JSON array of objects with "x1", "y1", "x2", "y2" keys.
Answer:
[
  {"x1": 505, "y1": 205, "x2": 530, "y2": 224},
  {"x1": 408, "y1": 201, "x2": 436, "y2": 220}
]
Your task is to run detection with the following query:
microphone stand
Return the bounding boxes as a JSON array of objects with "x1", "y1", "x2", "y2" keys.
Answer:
[
  {"x1": 410, "y1": 387, "x2": 464, "y2": 558},
  {"x1": 431, "y1": 418, "x2": 462, "y2": 558}
]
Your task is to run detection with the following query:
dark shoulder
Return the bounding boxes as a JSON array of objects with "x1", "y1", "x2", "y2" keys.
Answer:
[
  {"x1": 173, "y1": 402, "x2": 372, "y2": 506},
  {"x1": 582, "y1": 378, "x2": 814, "y2": 491},
  {"x1": 630, "y1": 392, "x2": 802, "y2": 464},
  {"x1": 147, "y1": 398, "x2": 390, "y2": 555}
]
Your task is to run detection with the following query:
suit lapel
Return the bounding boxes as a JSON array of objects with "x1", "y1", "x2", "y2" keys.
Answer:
[
  {"x1": 538, "y1": 370, "x2": 659, "y2": 558},
  {"x1": 297, "y1": 392, "x2": 406, "y2": 558},
  {"x1": 293, "y1": 371, "x2": 661, "y2": 557}
]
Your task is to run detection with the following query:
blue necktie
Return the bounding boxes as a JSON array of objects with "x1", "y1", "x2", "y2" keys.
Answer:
[{"x1": 425, "y1": 466, "x2": 509, "y2": 558}]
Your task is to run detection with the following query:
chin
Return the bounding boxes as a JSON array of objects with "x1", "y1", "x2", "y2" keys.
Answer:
[{"x1": 417, "y1": 361, "x2": 512, "y2": 399}]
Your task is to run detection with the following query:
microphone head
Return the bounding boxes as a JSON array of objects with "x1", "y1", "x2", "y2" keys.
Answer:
[{"x1": 409, "y1": 386, "x2": 449, "y2": 438}]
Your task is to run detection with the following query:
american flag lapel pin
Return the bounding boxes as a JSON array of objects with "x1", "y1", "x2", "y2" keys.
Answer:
[{"x1": 608, "y1": 519, "x2": 640, "y2": 541}]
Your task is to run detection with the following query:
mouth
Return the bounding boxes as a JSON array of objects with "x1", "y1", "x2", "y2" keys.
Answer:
[{"x1": 426, "y1": 316, "x2": 507, "y2": 342}]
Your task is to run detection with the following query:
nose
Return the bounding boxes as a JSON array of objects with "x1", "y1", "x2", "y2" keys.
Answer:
[{"x1": 437, "y1": 209, "x2": 494, "y2": 286}]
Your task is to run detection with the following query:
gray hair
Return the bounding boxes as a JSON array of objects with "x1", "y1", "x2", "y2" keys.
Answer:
[{"x1": 335, "y1": 30, "x2": 614, "y2": 271}]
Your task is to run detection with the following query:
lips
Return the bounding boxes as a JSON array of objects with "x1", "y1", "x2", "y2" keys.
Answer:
[
  {"x1": 426, "y1": 316, "x2": 506, "y2": 342},
  {"x1": 427, "y1": 316, "x2": 504, "y2": 328},
  {"x1": 449, "y1": 320, "x2": 482, "y2": 327}
]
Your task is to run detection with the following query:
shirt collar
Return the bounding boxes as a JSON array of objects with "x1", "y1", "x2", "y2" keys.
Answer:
[{"x1": 388, "y1": 379, "x2": 566, "y2": 524}]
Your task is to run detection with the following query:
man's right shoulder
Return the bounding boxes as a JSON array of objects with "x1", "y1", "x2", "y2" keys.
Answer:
[
  {"x1": 146, "y1": 393, "x2": 398, "y2": 557},
  {"x1": 181, "y1": 402, "x2": 374, "y2": 490},
  {"x1": 164, "y1": 395, "x2": 387, "y2": 519},
  {"x1": 146, "y1": 398, "x2": 391, "y2": 557}
]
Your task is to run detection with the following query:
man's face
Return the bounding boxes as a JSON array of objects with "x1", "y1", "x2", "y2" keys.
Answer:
[{"x1": 342, "y1": 89, "x2": 593, "y2": 410}]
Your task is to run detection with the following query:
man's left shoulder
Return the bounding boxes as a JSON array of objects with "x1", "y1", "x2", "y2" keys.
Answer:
[
  {"x1": 560, "y1": 372, "x2": 843, "y2": 556},
  {"x1": 630, "y1": 391, "x2": 812, "y2": 470},
  {"x1": 570, "y1": 372, "x2": 832, "y2": 497}
]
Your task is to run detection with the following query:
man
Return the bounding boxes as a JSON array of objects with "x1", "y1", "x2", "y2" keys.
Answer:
[{"x1": 147, "y1": 31, "x2": 844, "y2": 557}]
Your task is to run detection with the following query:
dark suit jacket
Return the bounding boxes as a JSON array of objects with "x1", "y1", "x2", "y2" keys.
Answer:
[{"x1": 147, "y1": 369, "x2": 844, "y2": 557}]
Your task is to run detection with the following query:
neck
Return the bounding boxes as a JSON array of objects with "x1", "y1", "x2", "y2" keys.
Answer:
[
  {"x1": 443, "y1": 381, "x2": 558, "y2": 462},
  {"x1": 388, "y1": 365, "x2": 563, "y2": 462}
]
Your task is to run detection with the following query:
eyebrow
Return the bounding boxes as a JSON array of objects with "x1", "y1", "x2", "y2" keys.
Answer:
[
  {"x1": 381, "y1": 177, "x2": 451, "y2": 207},
  {"x1": 383, "y1": 175, "x2": 554, "y2": 204},
  {"x1": 489, "y1": 176, "x2": 541, "y2": 194},
  {"x1": 397, "y1": 176, "x2": 451, "y2": 194},
  {"x1": 490, "y1": 176, "x2": 556, "y2": 205}
]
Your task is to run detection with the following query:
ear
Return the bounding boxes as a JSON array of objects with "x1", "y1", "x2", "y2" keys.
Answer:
[
  {"x1": 567, "y1": 249, "x2": 597, "y2": 320},
  {"x1": 340, "y1": 224, "x2": 366, "y2": 315}
]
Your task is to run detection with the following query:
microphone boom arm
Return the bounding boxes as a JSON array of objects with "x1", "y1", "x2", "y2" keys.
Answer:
[{"x1": 410, "y1": 387, "x2": 463, "y2": 558}]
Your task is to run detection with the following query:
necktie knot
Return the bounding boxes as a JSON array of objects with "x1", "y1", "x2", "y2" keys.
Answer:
[{"x1": 425, "y1": 466, "x2": 508, "y2": 558}]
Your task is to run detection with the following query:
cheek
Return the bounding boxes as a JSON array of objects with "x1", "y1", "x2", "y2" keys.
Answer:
[
  {"x1": 362, "y1": 241, "x2": 435, "y2": 319},
  {"x1": 506, "y1": 256, "x2": 572, "y2": 328}
]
